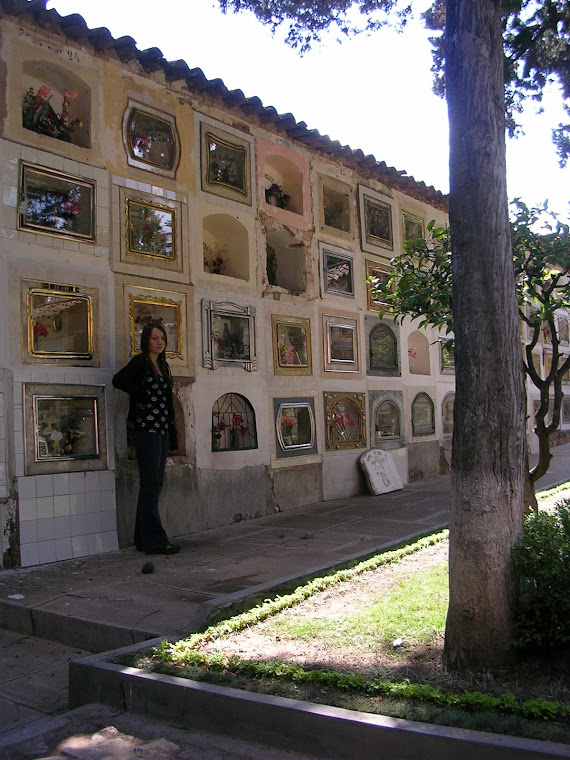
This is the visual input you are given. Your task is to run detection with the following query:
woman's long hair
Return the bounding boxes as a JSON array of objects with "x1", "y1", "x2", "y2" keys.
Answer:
[{"x1": 140, "y1": 321, "x2": 169, "y2": 379}]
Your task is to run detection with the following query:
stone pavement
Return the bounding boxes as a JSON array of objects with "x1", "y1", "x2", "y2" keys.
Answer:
[{"x1": 0, "y1": 443, "x2": 567, "y2": 759}]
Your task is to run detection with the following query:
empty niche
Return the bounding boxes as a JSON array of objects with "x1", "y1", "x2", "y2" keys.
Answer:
[
  {"x1": 22, "y1": 61, "x2": 90, "y2": 148},
  {"x1": 202, "y1": 213, "x2": 249, "y2": 280},
  {"x1": 264, "y1": 154, "x2": 304, "y2": 215},
  {"x1": 266, "y1": 229, "x2": 306, "y2": 294},
  {"x1": 408, "y1": 331, "x2": 431, "y2": 375}
]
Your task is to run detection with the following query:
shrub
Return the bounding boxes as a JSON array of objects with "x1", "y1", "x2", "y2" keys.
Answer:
[{"x1": 512, "y1": 499, "x2": 570, "y2": 651}]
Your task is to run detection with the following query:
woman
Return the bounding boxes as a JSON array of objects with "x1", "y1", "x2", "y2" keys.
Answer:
[{"x1": 112, "y1": 322, "x2": 180, "y2": 555}]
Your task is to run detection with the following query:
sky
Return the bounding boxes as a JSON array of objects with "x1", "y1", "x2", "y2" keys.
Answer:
[{"x1": 46, "y1": 0, "x2": 569, "y2": 217}]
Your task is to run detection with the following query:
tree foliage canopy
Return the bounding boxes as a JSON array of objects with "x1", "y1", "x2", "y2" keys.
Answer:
[{"x1": 219, "y1": 0, "x2": 570, "y2": 164}]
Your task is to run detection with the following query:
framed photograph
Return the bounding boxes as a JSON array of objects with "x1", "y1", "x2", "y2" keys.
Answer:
[
  {"x1": 272, "y1": 315, "x2": 312, "y2": 375},
  {"x1": 402, "y1": 211, "x2": 425, "y2": 243},
  {"x1": 323, "y1": 248, "x2": 354, "y2": 298},
  {"x1": 323, "y1": 314, "x2": 359, "y2": 373},
  {"x1": 23, "y1": 383, "x2": 107, "y2": 474},
  {"x1": 18, "y1": 163, "x2": 95, "y2": 241},
  {"x1": 202, "y1": 299, "x2": 257, "y2": 371},
  {"x1": 366, "y1": 259, "x2": 393, "y2": 311},
  {"x1": 126, "y1": 196, "x2": 175, "y2": 261},
  {"x1": 26, "y1": 284, "x2": 94, "y2": 360},
  {"x1": 200, "y1": 122, "x2": 253, "y2": 205},
  {"x1": 324, "y1": 391, "x2": 366, "y2": 450},
  {"x1": 128, "y1": 293, "x2": 182, "y2": 360},
  {"x1": 274, "y1": 398, "x2": 317, "y2": 458},
  {"x1": 358, "y1": 185, "x2": 394, "y2": 254},
  {"x1": 123, "y1": 102, "x2": 179, "y2": 176}
]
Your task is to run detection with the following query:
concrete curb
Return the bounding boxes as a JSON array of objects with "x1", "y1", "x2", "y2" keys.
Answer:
[{"x1": 69, "y1": 649, "x2": 570, "y2": 760}]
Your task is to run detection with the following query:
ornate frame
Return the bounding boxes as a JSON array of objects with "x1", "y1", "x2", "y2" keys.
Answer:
[
  {"x1": 18, "y1": 163, "x2": 95, "y2": 242},
  {"x1": 23, "y1": 383, "x2": 107, "y2": 475},
  {"x1": 324, "y1": 391, "x2": 366, "y2": 450},
  {"x1": 123, "y1": 100, "x2": 180, "y2": 177},
  {"x1": 272, "y1": 315, "x2": 312, "y2": 375},
  {"x1": 274, "y1": 398, "x2": 317, "y2": 458},
  {"x1": 322, "y1": 247, "x2": 354, "y2": 298},
  {"x1": 200, "y1": 121, "x2": 253, "y2": 205},
  {"x1": 323, "y1": 313, "x2": 360, "y2": 373},
  {"x1": 402, "y1": 211, "x2": 425, "y2": 243},
  {"x1": 202, "y1": 299, "x2": 257, "y2": 371},
  {"x1": 365, "y1": 259, "x2": 393, "y2": 311},
  {"x1": 128, "y1": 293, "x2": 183, "y2": 360},
  {"x1": 26, "y1": 283, "x2": 94, "y2": 361},
  {"x1": 125, "y1": 195, "x2": 177, "y2": 262},
  {"x1": 358, "y1": 185, "x2": 393, "y2": 253}
]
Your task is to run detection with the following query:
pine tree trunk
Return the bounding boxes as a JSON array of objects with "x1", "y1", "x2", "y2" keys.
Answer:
[{"x1": 443, "y1": 0, "x2": 526, "y2": 669}]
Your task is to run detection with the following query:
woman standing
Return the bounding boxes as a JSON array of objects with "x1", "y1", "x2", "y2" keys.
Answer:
[{"x1": 113, "y1": 322, "x2": 180, "y2": 555}]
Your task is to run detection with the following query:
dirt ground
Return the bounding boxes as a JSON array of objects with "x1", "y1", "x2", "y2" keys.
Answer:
[{"x1": 198, "y1": 539, "x2": 570, "y2": 702}]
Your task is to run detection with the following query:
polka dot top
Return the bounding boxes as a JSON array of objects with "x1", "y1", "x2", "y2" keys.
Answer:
[{"x1": 135, "y1": 370, "x2": 170, "y2": 434}]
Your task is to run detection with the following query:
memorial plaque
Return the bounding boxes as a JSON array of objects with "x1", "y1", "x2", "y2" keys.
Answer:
[{"x1": 360, "y1": 448, "x2": 403, "y2": 495}]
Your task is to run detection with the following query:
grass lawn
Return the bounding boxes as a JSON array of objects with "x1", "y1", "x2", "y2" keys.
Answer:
[{"x1": 120, "y1": 483, "x2": 570, "y2": 745}]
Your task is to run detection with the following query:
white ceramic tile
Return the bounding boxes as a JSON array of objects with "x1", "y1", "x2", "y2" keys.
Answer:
[
  {"x1": 99, "y1": 491, "x2": 116, "y2": 511},
  {"x1": 0, "y1": 485, "x2": 7, "y2": 499},
  {"x1": 102, "y1": 531, "x2": 119, "y2": 552},
  {"x1": 36, "y1": 474, "x2": 54, "y2": 498},
  {"x1": 53, "y1": 473, "x2": 70, "y2": 496},
  {"x1": 53, "y1": 494, "x2": 71, "y2": 517},
  {"x1": 55, "y1": 537, "x2": 74, "y2": 561},
  {"x1": 84, "y1": 471, "x2": 100, "y2": 493},
  {"x1": 85, "y1": 491, "x2": 101, "y2": 513},
  {"x1": 37, "y1": 518, "x2": 55, "y2": 542},
  {"x1": 69, "y1": 492, "x2": 86, "y2": 515},
  {"x1": 100, "y1": 510, "x2": 117, "y2": 533},
  {"x1": 19, "y1": 498, "x2": 37, "y2": 521},
  {"x1": 87, "y1": 532, "x2": 105, "y2": 555},
  {"x1": 99, "y1": 470, "x2": 115, "y2": 491},
  {"x1": 18, "y1": 476, "x2": 36, "y2": 500},
  {"x1": 71, "y1": 534, "x2": 89, "y2": 559},
  {"x1": 85, "y1": 512, "x2": 102, "y2": 534},
  {"x1": 19, "y1": 519, "x2": 38, "y2": 544},
  {"x1": 68, "y1": 472, "x2": 86, "y2": 494},
  {"x1": 36, "y1": 496, "x2": 54, "y2": 519},
  {"x1": 53, "y1": 515, "x2": 72, "y2": 539},
  {"x1": 12, "y1": 409, "x2": 23, "y2": 433},
  {"x1": 37, "y1": 540, "x2": 57, "y2": 565},
  {"x1": 20, "y1": 543, "x2": 39, "y2": 568},
  {"x1": 70, "y1": 514, "x2": 87, "y2": 537}
]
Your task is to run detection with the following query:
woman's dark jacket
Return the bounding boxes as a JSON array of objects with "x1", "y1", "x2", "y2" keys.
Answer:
[{"x1": 112, "y1": 353, "x2": 178, "y2": 450}]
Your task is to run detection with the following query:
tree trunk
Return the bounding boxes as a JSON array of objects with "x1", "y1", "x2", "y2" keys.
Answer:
[{"x1": 443, "y1": 0, "x2": 526, "y2": 669}]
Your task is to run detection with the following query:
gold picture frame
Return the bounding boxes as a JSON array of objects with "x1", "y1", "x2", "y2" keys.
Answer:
[
  {"x1": 272, "y1": 315, "x2": 312, "y2": 375},
  {"x1": 324, "y1": 391, "x2": 366, "y2": 450},
  {"x1": 18, "y1": 163, "x2": 95, "y2": 242},
  {"x1": 358, "y1": 185, "x2": 394, "y2": 254},
  {"x1": 128, "y1": 293, "x2": 183, "y2": 360},
  {"x1": 200, "y1": 122, "x2": 252, "y2": 205},
  {"x1": 126, "y1": 196, "x2": 176, "y2": 262},
  {"x1": 26, "y1": 284, "x2": 94, "y2": 360}
]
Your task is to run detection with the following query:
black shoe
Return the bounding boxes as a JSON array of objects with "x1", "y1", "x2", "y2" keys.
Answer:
[{"x1": 145, "y1": 543, "x2": 180, "y2": 555}]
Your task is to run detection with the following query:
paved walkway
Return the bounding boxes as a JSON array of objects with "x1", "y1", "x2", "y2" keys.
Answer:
[{"x1": 0, "y1": 444, "x2": 567, "y2": 757}]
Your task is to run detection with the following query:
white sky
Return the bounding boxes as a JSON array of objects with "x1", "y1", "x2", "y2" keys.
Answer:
[{"x1": 46, "y1": 0, "x2": 569, "y2": 217}]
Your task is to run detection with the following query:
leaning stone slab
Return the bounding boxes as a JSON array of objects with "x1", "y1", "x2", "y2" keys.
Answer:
[{"x1": 360, "y1": 449, "x2": 403, "y2": 495}]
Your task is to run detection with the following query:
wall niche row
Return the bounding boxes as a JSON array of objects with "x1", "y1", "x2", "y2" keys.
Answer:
[
  {"x1": 263, "y1": 153, "x2": 304, "y2": 216},
  {"x1": 266, "y1": 229, "x2": 306, "y2": 295},
  {"x1": 22, "y1": 60, "x2": 91, "y2": 149},
  {"x1": 202, "y1": 213, "x2": 249, "y2": 280}
]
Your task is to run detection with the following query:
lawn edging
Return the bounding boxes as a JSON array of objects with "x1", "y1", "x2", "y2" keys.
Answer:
[{"x1": 69, "y1": 646, "x2": 570, "y2": 760}]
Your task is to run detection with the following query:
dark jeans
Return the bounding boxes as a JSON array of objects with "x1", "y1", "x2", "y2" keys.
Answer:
[{"x1": 133, "y1": 430, "x2": 170, "y2": 550}]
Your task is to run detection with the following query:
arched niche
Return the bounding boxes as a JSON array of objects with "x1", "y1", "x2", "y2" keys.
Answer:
[
  {"x1": 369, "y1": 323, "x2": 398, "y2": 374},
  {"x1": 374, "y1": 400, "x2": 401, "y2": 442},
  {"x1": 211, "y1": 393, "x2": 257, "y2": 452},
  {"x1": 264, "y1": 154, "x2": 304, "y2": 215},
  {"x1": 442, "y1": 392, "x2": 455, "y2": 438},
  {"x1": 266, "y1": 229, "x2": 306, "y2": 294},
  {"x1": 408, "y1": 330, "x2": 431, "y2": 375},
  {"x1": 412, "y1": 392, "x2": 435, "y2": 436},
  {"x1": 22, "y1": 61, "x2": 91, "y2": 148},
  {"x1": 202, "y1": 213, "x2": 249, "y2": 281}
]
